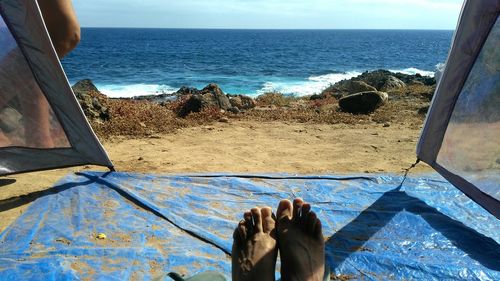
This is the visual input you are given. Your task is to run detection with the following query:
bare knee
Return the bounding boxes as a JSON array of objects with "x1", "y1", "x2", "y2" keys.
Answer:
[
  {"x1": 38, "y1": 0, "x2": 80, "y2": 58},
  {"x1": 50, "y1": 19, "x2": 81, "y2": 58}
]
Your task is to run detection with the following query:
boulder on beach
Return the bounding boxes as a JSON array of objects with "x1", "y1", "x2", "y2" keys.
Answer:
[
  {"x1": 381, "y1": 76, "x2": 406, "y2": 91},
  {"x1": 72, "y1": 79, "x2": 111, "y2": 121},
  {"x1": 229, "y1": 95, "x2": 257, "y2": 110},
  {"x1": 199, "y1": 83, "x2": 232, "y2": 109},
  {"x1": 339, "y1": 91, "x2": 389, "y2": 114},
  {"x1": 321, "y1": 80, "x2": 376, "y2": 99},
  {"x1": 176, "y1": 86, "x2": 199, "y2": 96},
  {"x1": 337, "y1": 80, "x2": 377, "y2": 94},
  {"x1": 178, "y1": 83, "x2": 232, "y2": 116}
]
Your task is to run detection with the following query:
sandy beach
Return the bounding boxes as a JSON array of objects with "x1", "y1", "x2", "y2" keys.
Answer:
[
  {"x1": 1, "y1": 119, "x2": 432, "y2": 232},
  {"x1": 1, "y1": 70, "x2": 437, "y2": 233}
]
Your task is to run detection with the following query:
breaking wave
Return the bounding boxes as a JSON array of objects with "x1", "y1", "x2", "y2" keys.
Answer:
[
  {"x1": 96, "y1": 84, "x2": 177, "y2": 98},
  {"x1": 91, "y1": 67, "x2": 435, "y2": 98}
]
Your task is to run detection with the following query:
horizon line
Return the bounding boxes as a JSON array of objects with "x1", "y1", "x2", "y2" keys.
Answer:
[{"x1": 80, "y1": 26, "x2": 455, "y2": 31}]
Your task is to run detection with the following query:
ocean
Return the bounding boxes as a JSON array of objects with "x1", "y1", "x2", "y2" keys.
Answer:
[{"x1": 62, "y1": 28, "x2": 454, "y2": 98}]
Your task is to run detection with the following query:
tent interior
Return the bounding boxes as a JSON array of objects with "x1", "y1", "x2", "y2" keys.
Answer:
[{"x1": 0, "y1": 0, "x2": 498, "y2": 280}]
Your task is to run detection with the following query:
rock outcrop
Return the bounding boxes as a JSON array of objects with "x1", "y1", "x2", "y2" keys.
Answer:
[
  {"x1": 323, "y1": 70, "x2": 435, "y2": 97},
  {"x1": 72, "y1": 79, "x2": 111, "y2": 122},
  {"x1": 339, "y1": 91, "x2": 388, "y2": 114},
  {"x1": 381, "y1": 76, "x2": 406, "y2": 91},
  {"x1": 178, "y1": 84, "x2": 232, "y2": 117},
  {"x1": 173, "y1": 84, "x2": 256, "y2": 117},
  {"x1": 335, "y1": 80, "x2": 377, "y2": 94},
  {"x1": 229, "y1": 95, "x2": 257, "y2": 110},
  {"x1": 320, "y1": 80, "x2": 376, "y2": 100}
]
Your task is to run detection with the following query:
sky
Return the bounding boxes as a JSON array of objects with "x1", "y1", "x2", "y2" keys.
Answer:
[{"x1": 73, "y1": 0, "x2": 463, "y2": 30}]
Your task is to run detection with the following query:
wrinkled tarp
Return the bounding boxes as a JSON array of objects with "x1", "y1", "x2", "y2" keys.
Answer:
[{"x1": 0, "y1": 172, "x2": 499, "y2": 280}]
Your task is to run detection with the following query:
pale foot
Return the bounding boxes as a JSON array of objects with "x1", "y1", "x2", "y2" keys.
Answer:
[
  {"x1": 232, "y1": 207, "x2": 278, "y2": 281},
  {"x1": 277, "y1": 199, "x2": 325, "y2": 281}
]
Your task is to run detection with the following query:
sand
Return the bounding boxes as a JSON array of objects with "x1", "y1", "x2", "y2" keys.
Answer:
[{"x1": 0, "y1": 120, "x2": 432, "y2": 232}]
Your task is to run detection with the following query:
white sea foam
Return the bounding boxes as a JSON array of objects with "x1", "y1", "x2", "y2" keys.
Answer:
[
  {"x1": 388, "y1": 67, "x2": 435, "y2": 77},
  {"x1": 97, "y1": 84, "x2": 177, "y2": 98},
  {"x1": 94, "y1": 68, "x2": 436, "y2": 98},
  {"x1": 256, "y1": 71, "x2": 362, "y2": 97}
]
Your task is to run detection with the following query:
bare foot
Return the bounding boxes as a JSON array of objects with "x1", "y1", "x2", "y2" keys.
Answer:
[
  {"x1": 232, "y1": 207, "x2": 278, "y2": 281},
  {"x1": 277, "y1": 199, "x2": 325, "y2": 281}
]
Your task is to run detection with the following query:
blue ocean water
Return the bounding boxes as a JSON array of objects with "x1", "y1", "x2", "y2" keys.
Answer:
[{"x1": 62, "y1": 28, "x2": 454, "y2": 97}]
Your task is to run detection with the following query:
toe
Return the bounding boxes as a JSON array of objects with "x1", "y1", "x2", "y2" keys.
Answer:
[
  {"x1": 251, "y1": 207, "x2": 263, "y2": 233},
  {"x1": 313, "y1": 217, "x2": 323, "y2": 240},
  {"x1": 305, "y1": 211, "x2": 317, "y2": 235},
  {"x1": 277, "y1": 200, "x2": 293, "y2": 222},
  {"x1": 234, "y1": 220, "x2": 247, "y2": 242},
  {"x1": 244, "y1": 211, "x2": 254, "y2": 235},
  {"x1": 301, "y1": 203, "x2": 311, "y2": 215},
  {"x1": 293, "y1": 198, "x2": 304, "y2": 221},
  {"x1": 261, "y1": 207, "x2": 276, "y2": 234}
]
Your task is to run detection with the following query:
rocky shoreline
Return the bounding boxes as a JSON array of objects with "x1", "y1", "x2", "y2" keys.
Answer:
[{"x1": 71, "y1": 69, "x2": 436, "y2": 137}]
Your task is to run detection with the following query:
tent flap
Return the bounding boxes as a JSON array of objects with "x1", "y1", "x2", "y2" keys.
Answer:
[
  {"x1": 417, "y1": 0, "x2": 500, "y2": 218},
  {"x1": 0, "y1": 0, "x2": 113, "y2": 176}
]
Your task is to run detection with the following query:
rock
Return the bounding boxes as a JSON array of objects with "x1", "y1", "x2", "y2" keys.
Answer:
[
  {"x1": 219, "y1": 117, "x2": 230, "y2": 123},
  {"x1": 338, "y1": 91, "x2": 389, "y2": 114},
  {"x1": 177, "y1": 83, "x2": 232, "y2": 117},
  {"x1": 418, "y1": 105, "x2": 430, "y2": 115},
  {"x1": 229, "y1": 95, "x2": 256, "y2": 110},
  {"x1": 383, "y1": 122, "x2": 391, "y2": 127},
  {"x1": 0, "y1": 107, "x2": 22, "y2": 132},
  {"x1": 354, "y1": 70, "x2": 393, "y2": 90},
  {"x1": 323, "y1": 80, "x2": 376, "y2": 96},
  {"x1": 381, "y1": 76, "x2": 406, "y2": 91},
  {"x1": 344, "y1": 80, "x2": 377, "y2": 94},
  {"x1": 227, "y1": 107, "x2": 240, "y2": 114},
  {"x1": 410, "y1": 80, "x2": 425, "y2": 86},
  {"x1": 72, "y1": 79, "x2": 100, "y2": 95},
  {"x1": 176, "y1": 86, "x2": 199, "y2": 96},
  {"x1": 178, "y1": 95, "x2": 203, "y2": 117},
  {"x1": 345, "y1": 69, "x2": 435, "y2": 90},
  {"x1": 72, "y1": 79, "x2": 111, "y2": 121},
  {"x1": 199, "y1": 83, "x2": 231, "y2": 110},
  {"x1": 310, "y1": 94, "x2": 323, "y2": 100}
]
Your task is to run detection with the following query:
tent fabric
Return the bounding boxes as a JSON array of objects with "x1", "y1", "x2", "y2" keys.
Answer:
[
  {"x1": 417, "y1": 0, "x2": 500, "y2": 218},
  {"x1": 0, "y1": 172, "x2": 499, "y2": 280},
  {"x1": 0, "y1": 0, "x2": 113, "y2": 175}
]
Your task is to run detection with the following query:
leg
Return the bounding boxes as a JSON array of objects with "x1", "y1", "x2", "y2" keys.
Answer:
[
  {"x1": 0, "y1": 131, "x2": 11, "y2": 146},
  {"x1": 232, "y1": 207, "x2": 278, "y2": 281},
  {"x1": 1, "y1": 48, "x2": 55, "y2": 147},
  {"x1": 38, "y1": 0, "x2": 80, "y2": 58},
  {"x1": 276, "y1": 199, "x2": 325, "y2": 281}
]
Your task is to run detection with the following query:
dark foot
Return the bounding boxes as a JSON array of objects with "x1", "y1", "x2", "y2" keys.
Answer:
[
  {"x1": 232, "y1": 207, "x2": 278, "y2": 281},
  {"x1": 277, "y1": 199, "x2": 325, "y2": 281}
]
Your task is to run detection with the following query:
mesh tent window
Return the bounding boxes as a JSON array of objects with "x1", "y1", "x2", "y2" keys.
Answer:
[
  {"x1": 0, "y1": 0, "x2": 113, "y2": 175},
  {"x1": 418, "y1": 0, "x2": 499, "y2": 218}
]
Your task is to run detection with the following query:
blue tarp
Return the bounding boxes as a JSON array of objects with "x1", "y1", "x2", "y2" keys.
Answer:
[{"x1": 0, "y1": 172, "x2": 499, "y2": 280}]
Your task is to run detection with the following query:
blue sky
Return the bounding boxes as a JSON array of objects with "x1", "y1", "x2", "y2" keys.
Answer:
[{"x1": 73, "y1": 0, "x2": 463, "y2": 29}]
